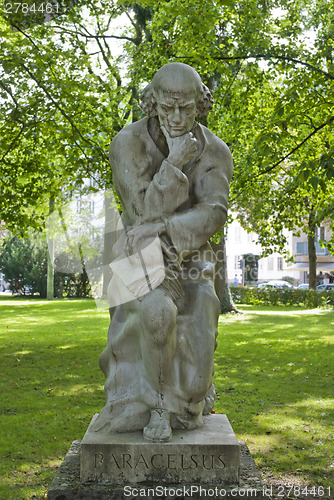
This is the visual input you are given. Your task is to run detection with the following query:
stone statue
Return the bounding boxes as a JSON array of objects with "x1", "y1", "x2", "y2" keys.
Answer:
[{"x1": 91, "y1": 63, "x2": 233, "y2": 442}]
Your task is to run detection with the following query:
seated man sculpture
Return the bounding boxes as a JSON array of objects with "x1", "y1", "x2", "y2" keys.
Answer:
[{"x1": 91, "y1": 62, "x2": 233, "y2": 442}]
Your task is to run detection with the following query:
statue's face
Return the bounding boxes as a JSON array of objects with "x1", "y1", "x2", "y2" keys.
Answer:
[{"x1": 156, "y1": 91, "x2": 197, "y2": 138}]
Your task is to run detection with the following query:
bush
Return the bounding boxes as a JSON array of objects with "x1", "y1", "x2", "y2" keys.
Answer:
[
  {"x1": 55, "y1": 270, "x2": 92, "y2": 298},
  {"x1": 230, "y1": 286, "x2": 334, "y2": 308},
  {"x1": 0, "y1": 234, "x2": 47, "y2": 296},
  {"x1": 0, "y1": 233, "x2": 92, "y2": 298}
]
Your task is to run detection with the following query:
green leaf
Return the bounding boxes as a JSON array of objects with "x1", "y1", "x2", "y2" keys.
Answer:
[{"x1": 309, "y1": 177, "x2": 319, "y2": 191}]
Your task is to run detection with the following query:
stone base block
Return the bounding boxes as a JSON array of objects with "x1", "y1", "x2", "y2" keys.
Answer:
[
  {"x1": 80, "y1": 414, "x2": 240, "y2": 485},
  {"x1": 48, "y1": 440, "x2": 268, "y2": 500}
]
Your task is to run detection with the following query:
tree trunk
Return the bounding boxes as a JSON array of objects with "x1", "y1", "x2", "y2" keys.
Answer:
[
  {"x1": 47, "y1": 197, "x2": 54, "y2": 300},
  {"x1": 212, "y1": 238, "x2": 241, "y2": 314},
  {"x1": 308, "y1": 210, "x2": 317, "y2": 290}
]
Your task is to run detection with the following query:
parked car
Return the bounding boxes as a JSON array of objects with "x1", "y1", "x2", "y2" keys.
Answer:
[
  {"x1": 257, "y1": 282, "x2": 269, "y2": 288},
  {"x1": 258, "y1": 280, "x2": 295, "y2": 289},
  {"x1": 316, "y1": 284, "x2": 334, "y2": 291},
  {"x1": 297, "y1": 284, "x2": 309, "y2": 289}
]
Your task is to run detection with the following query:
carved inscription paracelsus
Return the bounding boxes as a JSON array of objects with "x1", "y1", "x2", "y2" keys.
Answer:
[{"x1": 94, "y1": 452, "x2": 226, "y2": 471}]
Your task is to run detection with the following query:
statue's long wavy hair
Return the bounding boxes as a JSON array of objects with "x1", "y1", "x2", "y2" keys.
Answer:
[{"x1": 140, "y1": 83, "x2": 213, "y2": 118}]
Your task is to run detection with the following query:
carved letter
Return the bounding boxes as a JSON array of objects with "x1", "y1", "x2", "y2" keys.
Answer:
[
  {"x1": 122, "y1": 453, "x2": 133, "y2": 468},
  {"x1": 217, "y1": 455, "x2": 226, "y2": 469},
  {"x1": 110, "y1": 453, "x2": 121, "y2": 469},
  {"x1": 135, "y1": 454, "x2": 149, "y2": 469},
  {"x1": 167, "y1": 454, "x2": 176, "y2": 469},
  {"x1": 181, "y1": 454, "x2": 190, "y2": 470},
  {"x1": 151, "y1": 454, "x2": 164, "y2": 469},
  {"x1": 94, "y1": 453, "x2": 103, "y2": 468},
  {"x1": 202, "y1": 454, "x2": 214, "y2": 470},
  {"x1": 190, "y1": 454, "x2": 198, "y2": 469}
]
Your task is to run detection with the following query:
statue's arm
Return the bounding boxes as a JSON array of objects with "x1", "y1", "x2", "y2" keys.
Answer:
[
  {"x1": 139, "y1": 128, "x2": 202, "y2": 222},
  {"x1": 164, "y1": 141, "x2": 233, "y2": 258},
  {"x1": 142, "y1": 159, "x2": 189, "y2": 222},
  {"x1": 110, "y1": 132, "x2": 189, "y2": 225}
]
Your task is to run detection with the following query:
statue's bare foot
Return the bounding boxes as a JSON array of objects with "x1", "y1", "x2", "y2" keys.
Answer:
[
  {"x1": 203, "y1": 384, "x2": 216, "y2": 415},
  {"x1": 143, "y1": 409, "x2": 172, "y2": 442}
]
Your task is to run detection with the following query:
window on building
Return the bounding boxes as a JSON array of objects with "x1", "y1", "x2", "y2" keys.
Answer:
[
  {"x1": 235, "y1": 225, "x2": 241, "y2": 242},
  {"x1": 267, "y1": 256, "x2": 274, "y2": 271},
  {"x1": 90, "y1": 177, "x2": 98, "y2": 189},
  {"x1": 297, "y1": 240, "x2": 328, "y2": 255},
  {"x1": 315, "y1": 226, "x2": 326, "y2": 241},
  {"x1": 234, "y1": 255, "x2": 241, "y2": 270},
  {"x1": 296, "y1": 242, "x2": 308, "y2": 255},
  {"x1": 315, "y1": 242, "x2": 328, "y2": 255},
  {"x1": 76, "y1": 199, "x2": 95, "y2": 215},
  {"x1": 277, "y1": 257, "x2": 284, "y2": 271}
]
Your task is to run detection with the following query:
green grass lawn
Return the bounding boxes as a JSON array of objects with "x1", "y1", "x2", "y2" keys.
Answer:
[
  {"x1": 214, "y1": 305, "x2": 334, "y2": 494},
  {"x1": 0, "y1": 298, "x2": 333, "y2": 499}
]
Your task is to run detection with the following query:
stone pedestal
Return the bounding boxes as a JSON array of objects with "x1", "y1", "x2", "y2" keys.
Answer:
[
  {"x1": 48, "y1": 441, "x2": 268, "y2": 500},
  {"x1": 48, "y1": 413, "x2": 271, "y2": 499},
  {"x1": 80, "y1": 414, "x2": 240, "y2": 485}
]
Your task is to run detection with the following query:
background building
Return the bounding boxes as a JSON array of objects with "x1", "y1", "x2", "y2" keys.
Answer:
[
  {"x1": 225, "y1": 217, "x2": 334, "y2": 286},
  {"x1": 286, "y1": 224, "x2": 334, "y2": 285}
]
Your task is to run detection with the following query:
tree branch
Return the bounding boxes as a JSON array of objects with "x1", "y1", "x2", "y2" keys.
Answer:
[
  {"x1": 10, "y1": 22, "x2": 44, "y2": 55},
  {"x1": 219, "y1": 62, "x2": 243, "y2": 105},
  {"x1": 0, "y1": 125, "x2": 25, "y2": 163},
  {"x1": 9, "y1": 23, "x2": 65, "y2": 85},
  {"x1": 231, "y1": 116, "x2": 334, "y2": 202},
  {"x1": 18, "y1": 62, "x2": 108, "y2": 163},
  {"x1": 216, "y1": 53, "x2": 334, "y2": 80},
  {"x1": 52, "y1": 23, "x2": 137, "y2": 43},
  {"x1": 258, "y1": 117, "x2": 334, "y2": 175},
  {"x1": 74, "y1": 32, "x2": 105, "y2": 87},
  {"x1": 75, "y1": 21, "x2": 122, "y2": 88},
  {"x1": 0, "y1": 80, "x2": 20, "y2": 110},
  {"x1": 125, "y1": 10, "x2": 142, "y2": 45}
]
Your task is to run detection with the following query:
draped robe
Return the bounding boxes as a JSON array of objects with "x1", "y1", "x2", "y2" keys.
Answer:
[{"x1": 91, "y1": 116, "x2": 233, "y2": 433}]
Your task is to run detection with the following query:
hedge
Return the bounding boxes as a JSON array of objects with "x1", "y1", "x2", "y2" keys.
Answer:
[{"x1": 230, "y1": 286, "x2": 334, "y2": 308}]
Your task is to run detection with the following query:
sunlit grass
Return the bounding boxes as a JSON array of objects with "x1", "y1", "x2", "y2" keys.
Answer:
[
  {"x1": 215, "y1": 305, "x2": 334, "y2": 489},
  {"x1": 0, "y1": 297, "x2": 108, "y2": 499},
  {"x1": 0, "y1": 298, "x2": 333, "y2": 498}
]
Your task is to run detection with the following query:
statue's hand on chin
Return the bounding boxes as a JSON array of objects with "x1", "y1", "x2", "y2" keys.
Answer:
[{"x1": 161, "y1": 126, "x2": 198, "y2": 170}]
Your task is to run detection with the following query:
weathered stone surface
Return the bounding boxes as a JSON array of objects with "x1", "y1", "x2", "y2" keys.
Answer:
[
  {"x1": 91, "y1": 63, "x2": 234, "y2": 443},
  {"x1": 81, "y1": 414, "x2": 239, "y2": 484},
  {"x1": 48, "y1": 440, "x2": 269, "y2": 500}
]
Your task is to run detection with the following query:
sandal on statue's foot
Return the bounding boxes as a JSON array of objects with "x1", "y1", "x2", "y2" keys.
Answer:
[{"x1": 143, "y1": 409, "x2": 172, "y2": 442}]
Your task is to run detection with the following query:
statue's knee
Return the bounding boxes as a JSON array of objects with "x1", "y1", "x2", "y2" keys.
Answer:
[
  {"x1": 184, "y1": 378, "x2": 212, "y2": 405},
  {"x1": 141, "y1": 290, "x2": 177, "y2": 343}
]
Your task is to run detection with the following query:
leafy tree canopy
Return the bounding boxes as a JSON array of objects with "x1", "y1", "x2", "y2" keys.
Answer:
[{"x1": 0, "y1": 0, "x2": 333, "y2": 272}]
